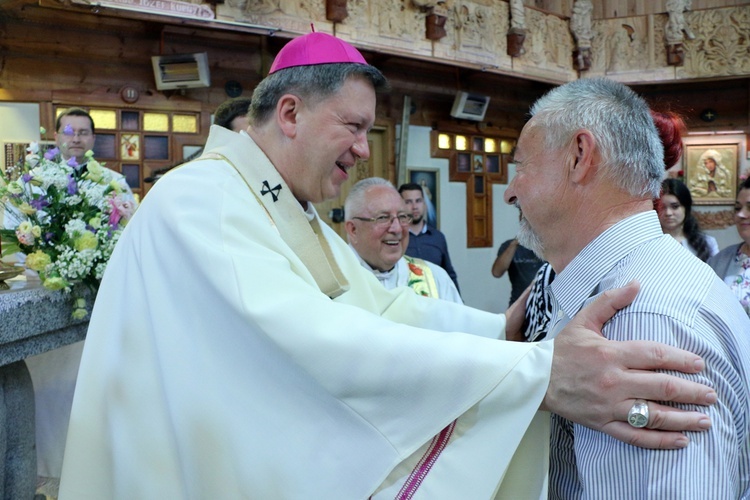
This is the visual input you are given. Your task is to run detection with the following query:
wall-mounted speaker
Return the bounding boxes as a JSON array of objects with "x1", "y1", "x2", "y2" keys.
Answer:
[
  {"x1": 151, "y1": 53, "x2": 211, "y2": 90},
  {"x1": 450, "y1": 91, "x2": 490, "y2": 121}
]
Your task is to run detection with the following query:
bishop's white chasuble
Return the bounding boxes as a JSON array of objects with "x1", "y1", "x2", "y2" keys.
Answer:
[{"x1": 59, "y1": 126, "x2": 553, "y2": 499}]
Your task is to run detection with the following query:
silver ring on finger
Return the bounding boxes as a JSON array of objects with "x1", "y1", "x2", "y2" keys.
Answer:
[{"x1": 627, "y1": 399, "x2": 649, "y2": 428}]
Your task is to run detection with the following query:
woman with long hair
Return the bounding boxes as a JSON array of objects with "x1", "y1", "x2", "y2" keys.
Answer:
[
  {"x1": 651, "y1": 110, "x2": 718, "y2": 262},
  {"x1": 658, "y1": 178, "x2": 719, "y2": 261}
]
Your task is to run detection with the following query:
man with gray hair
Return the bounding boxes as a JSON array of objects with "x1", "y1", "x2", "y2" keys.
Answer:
[
  {"x1": 344, "y1": 177, "x2": 461, "y2": 302},
  {"x1": 505, "y1": 77, "x2": 750, "y2": 497}
]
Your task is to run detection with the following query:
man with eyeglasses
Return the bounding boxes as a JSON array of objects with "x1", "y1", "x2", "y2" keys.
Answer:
[
  {"x1": 53, "y1": 108, "x2": 134, "y2": 198},
  {"x1": 55, "y1": 108, "x2": 97, "y2": 167},
  {"x1": 345, "y1": 178, "x2": 461, "y2": 303}
]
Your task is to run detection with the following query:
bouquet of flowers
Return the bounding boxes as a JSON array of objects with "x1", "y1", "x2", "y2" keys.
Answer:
[{"x1": 0, "y1": 134, "x2": 136, "y2": 319}]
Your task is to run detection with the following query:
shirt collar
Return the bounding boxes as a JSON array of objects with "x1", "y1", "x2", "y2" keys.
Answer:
[
  {"x1": 411, "y1": 223, "x2": 429, "y2": 235},
  {"x1": 348, "y1": 244, "x2": 397, "y2": 277},
  {"x1": 549, "y1": 211, "x2": 663, "y2": 319}
]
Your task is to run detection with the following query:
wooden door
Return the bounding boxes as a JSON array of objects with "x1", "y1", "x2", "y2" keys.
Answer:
[{"x1": 315, "y1": 126, "x2": 390, "y2": 239}]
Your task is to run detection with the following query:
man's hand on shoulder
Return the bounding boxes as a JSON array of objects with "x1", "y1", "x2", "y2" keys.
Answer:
[{"x1": 543, "y1": 281, "x2": 716, "y2": 450}]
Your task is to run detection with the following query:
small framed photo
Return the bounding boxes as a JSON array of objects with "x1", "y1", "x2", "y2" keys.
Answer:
[
  {"x1": 684, "y1": 141, "x2": 740, "y2": 205},
  {"x1": 121, "y1": 134, "x2": 140, "y2": 161},
  {"x1": 406, "y1": 167, "x2": 440, "y2": 228}
]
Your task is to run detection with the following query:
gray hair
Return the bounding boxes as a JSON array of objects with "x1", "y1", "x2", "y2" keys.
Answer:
[
  {"x1": 344, "y1": 177, "x2": 395, "y2": 221},
  {"x1": 250, "y1": 63, "x2": 389, "y2": 126},
  {"x1": 530, "y1": 77, "x2": 664, "y2": 198}
]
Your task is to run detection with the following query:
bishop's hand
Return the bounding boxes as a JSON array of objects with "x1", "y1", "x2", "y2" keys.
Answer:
[{"x1": 542, "y1": 281, "x2": 715, "y2": 450}]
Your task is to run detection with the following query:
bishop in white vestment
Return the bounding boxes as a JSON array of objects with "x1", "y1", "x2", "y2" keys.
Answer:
[{"x1": 59, "y1": 31, "x2": 719, "y2": 500}]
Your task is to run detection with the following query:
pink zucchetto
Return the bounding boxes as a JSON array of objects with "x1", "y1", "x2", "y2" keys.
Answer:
[{"x1": 268, "y1": 32, "x2": 368, "y2": 74}]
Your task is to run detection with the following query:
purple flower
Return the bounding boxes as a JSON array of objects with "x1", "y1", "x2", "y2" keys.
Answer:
[
  {"x1": 22, "y1": 173, "x2": 33, "y2": 183},
  {"x1": 63, "y1": 124, "x2": 74, "y2": 136},
  {"x1": 67, "y1": 157, "x2": 79, "y2": 168},
  {"x1": 44, "y1": 232, "x2": 55, "y2": 242},
  {"x1": 30, "y1": 197, "x2": 49, "y2": 210},
  {"x1": 67, "y1": 176, "x2": 78, "y2": 195},
  {"x1": 44, "y1": 147, "x2": 60, "y2": 160}
]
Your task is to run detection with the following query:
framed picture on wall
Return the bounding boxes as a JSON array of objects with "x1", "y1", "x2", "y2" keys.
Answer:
[
  {"x1": 121, "y1": 134, "x2": 140, "y2": 161},
  {"x1": 406, "y1": 167, "x2": 439, "y2": 228},
  {"x1": 684, "y1": 140, "x2": 740, "y2": 205}
]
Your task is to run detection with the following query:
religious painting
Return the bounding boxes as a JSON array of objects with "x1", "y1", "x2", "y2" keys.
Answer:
[
  {"x1": 407, "y1": 167, "x2": 439, "y2": 228},
  {"x1": 456, "y1": 152, "x2": 471, "y2": 172},
  {"x1": 684, "y1": 141, "x2": 740, "y2": 205},
  {"x1": 121, "y1": 134, "x2": 140, "y2": 161},
  {"x1": 472, "y1": 154, "x2": 484, "y2": 173}
]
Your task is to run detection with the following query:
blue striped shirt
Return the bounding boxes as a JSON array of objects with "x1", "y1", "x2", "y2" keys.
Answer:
[{"x1": 546, "y1": 211, "x2": 750, "y2": 499}]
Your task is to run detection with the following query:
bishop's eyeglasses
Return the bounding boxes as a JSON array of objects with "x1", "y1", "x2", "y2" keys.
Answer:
[{"x1": 352, "y1": 213, "x2": 413, "y2": 227}]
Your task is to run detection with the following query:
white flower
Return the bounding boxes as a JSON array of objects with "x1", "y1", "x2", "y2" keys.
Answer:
[
  {"x1": 2, "y1": 147, "x2": 135, "y2": 318},
  {"x1": 64, "y1": 219, "x2": 87, "y2": 238},
  {"x1": 65, "y1": 195, "x2": 83, "y2": 206},
  {"x1": 6, "y1": 181, "x2": 23, "y2": 195},
  {"x1": 25, "y1": 154, "x2": 40, "y2": 168}
]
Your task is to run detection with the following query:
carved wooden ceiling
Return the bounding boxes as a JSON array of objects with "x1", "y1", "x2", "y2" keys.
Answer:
[{"x1": 0, "y1": 0, "x2": 748, "y2": 134}]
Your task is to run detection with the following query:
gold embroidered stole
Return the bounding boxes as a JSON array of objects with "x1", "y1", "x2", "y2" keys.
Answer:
[
  {"x1": 403, "y1": 255, "x2": 439, "y2": 299},
  {"x1": 201, "y1": 127, "x2": 350, "y2": 299}
]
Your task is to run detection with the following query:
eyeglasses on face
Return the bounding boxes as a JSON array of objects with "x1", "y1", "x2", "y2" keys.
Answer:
[
  {"x1": 60, "y1": 129, "x2": 93, "y2": 138},
  {"x1": 352, "y1": 214, "x2": 413, "y2": 227}
]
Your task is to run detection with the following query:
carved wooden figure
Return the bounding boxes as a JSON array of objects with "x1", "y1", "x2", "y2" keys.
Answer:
[
  {"x1": 507, "y1": 0, "x2": 526, "y2": 57},
  {"x1": 326, "y1": 0, "x2": 347, "y2": 22},
  {"x1": 570, "y1": 0, "x2": 593, "y2": 71}
]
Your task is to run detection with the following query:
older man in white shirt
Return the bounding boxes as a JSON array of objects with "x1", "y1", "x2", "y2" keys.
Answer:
[{"x1": 345, "y1": 178, "x2": 462, "y2": 303}]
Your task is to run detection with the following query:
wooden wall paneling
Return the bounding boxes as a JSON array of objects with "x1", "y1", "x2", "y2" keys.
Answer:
[
  {"x1": 1, "y1": 0, "x2": 749, "y2": 181},
  {"x1": 590, "y1": 0, "x2": 748, "y2": 19},
  {"x1": 635, "y1": 79, "x2": 750, "y2": 132},
  {"x1": 526, "y1": 0, "x2": 573, "y2": 17},
  {"x1": 0, "y1": 2, "x2": 263, "y2": 115}
]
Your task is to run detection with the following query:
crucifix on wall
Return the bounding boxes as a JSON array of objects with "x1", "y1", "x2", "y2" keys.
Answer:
[{"x1": 430, "y1": 130, "x2": 516, "y2": 247}]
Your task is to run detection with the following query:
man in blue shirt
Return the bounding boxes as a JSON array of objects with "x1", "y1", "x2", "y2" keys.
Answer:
[{"x1": 399, "y1": 182, "x2": 460, "y2": 292}]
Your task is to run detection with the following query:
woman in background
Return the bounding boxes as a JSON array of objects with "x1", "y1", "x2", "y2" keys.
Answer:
[
  {"x1": 652, "y1": 111, "x2": 718, "y2": 261},
  {"x1": 658, "y1": 178, "x2": 719, "y2": 261},
  {"x1": 708, "y1": 177, "x2": 750, "y2": 317}
]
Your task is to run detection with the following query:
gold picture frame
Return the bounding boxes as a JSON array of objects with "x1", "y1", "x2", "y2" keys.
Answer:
[{"x1": 684, "y1": 141, "x2": 740, "y2": 205}]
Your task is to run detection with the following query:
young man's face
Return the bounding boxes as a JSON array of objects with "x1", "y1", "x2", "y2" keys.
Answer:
[
  {"x1": 400, "y1": 189, "x2": 425, "y2": 224},
  {"x1": 56, "y1": 115, "x2": 95, "y2": 165}
]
